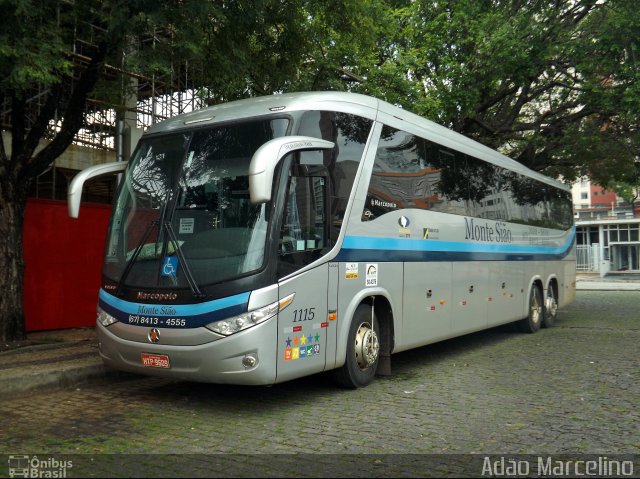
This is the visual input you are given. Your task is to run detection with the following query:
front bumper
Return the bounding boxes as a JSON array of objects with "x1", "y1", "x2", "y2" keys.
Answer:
[{"x1": 97, "y1": 317, "x2": 278, "y2": 385}]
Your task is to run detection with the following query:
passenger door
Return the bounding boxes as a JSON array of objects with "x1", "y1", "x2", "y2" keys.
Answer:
[{"x1": 275, "y1": 159, "x2": 332, "y2": 382}]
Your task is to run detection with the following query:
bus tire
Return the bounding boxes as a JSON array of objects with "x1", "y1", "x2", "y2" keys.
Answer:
[
  {"x1": 518, "y1": 284, "x2": 543, "y2": 333},
  {"x1": 542, "y1": 283, "x2": 558, "y2": 328},
  {"x1": 334, "y1": 304, "x2": 380, "y2": 388}
]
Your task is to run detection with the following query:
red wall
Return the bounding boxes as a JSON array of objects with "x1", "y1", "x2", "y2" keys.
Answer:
[
  {"x1": 589, "y1": 184, "x2": 617, "y2": 208},
  {"x1": 23, "y1": 199, "x2": 111, "y2": 332}
]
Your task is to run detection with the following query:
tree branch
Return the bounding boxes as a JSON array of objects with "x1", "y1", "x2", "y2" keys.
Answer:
[
  {"x1": 502, "y1": 79, "x2": 534, "y2": 129},
  {"x1": 475, "y1": 83, "x2": 520, "y2": 116},
  {"x1": 24, "y1": 43, "x2": 110, "y2": 180},
  {"x1": 0, "y1": 92, "x2": 6, "y2": 164},
  {"x1": 10, "y1": 94, "x2": 26, "y2": 163},
  {"x1": 22, "y1": 86, "x2": 61, "y2": 165}
]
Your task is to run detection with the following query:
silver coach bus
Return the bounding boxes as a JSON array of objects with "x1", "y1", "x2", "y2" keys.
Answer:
[{"x1": 69, "y1": 92, "x2": 576, "y2": 388}]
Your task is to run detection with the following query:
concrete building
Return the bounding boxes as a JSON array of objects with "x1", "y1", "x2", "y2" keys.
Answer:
[{"x1": 572, "y1": 179, "x2": 640, "y2": 273}]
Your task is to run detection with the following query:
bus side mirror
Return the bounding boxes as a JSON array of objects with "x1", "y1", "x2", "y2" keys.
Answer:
[
  {"x1": 248, "y1": 136, "x2": 334, "y2": 204},
  {"x1": 68, "y1": 161, "x2": 128, "y2": 218}
]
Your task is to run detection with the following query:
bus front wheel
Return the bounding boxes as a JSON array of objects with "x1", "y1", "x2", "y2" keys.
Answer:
[
  {"x1": 334, "y1": 304, "x2": 380, "y2": 388},
  {"x1": 518, "y1": 284, "x2": 543, "y2": 333}
]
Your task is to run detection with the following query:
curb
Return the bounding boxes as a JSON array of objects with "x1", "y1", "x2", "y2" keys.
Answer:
[
  {"x1": 576, "y1": 283, "x2": 640, "y2": 291},
  {"x1": 0, "y1": 363, "x2": 107, "y2": 399}
]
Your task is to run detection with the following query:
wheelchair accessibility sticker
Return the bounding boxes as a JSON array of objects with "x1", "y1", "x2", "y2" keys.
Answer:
[{"x1": 161, "y1": 256, "x2": 179, "y2": 277}]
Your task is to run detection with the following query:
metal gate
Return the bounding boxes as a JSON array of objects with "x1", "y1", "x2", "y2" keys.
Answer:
[{"x1": 576, "y1": 244, "x2": 593, "y2": 271}]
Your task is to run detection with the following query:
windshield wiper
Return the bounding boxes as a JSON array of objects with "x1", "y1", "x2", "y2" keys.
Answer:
[
  {"x1": 114, "y1": 219, "x2": 159, "y2": 297},
  {"x1": 113, "y1": 218, "x2": 206, "y2": 299},
  {"x1": 163, "y1": 220, "x2": 206, "y2": 299},
  {"x1": 159, "y1": 173, "x2": 206, "y2": 299}
]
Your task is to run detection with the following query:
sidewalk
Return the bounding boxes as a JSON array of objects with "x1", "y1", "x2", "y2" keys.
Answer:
[
  {"x1": 0, "y1": 327, "x2": 108, "y2": 399},
  {"x1": 1, "y1": 274, "x2": 638, "y2": 399},
  {"x1": 575, "y1": 272, "x2": 640, "y2": 291}
]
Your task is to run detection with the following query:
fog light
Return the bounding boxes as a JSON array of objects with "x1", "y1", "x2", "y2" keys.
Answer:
[{"x1": 242, "y1": 353, "x2": 258, "y2": 369}]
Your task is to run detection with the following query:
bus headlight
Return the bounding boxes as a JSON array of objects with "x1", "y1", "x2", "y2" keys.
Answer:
[
  {"x1": 97, "y1": 307, "x2": 118, "y2": 327},
  {"x1": 206, "y1": 293, "x2": 295, "y2": 336}
]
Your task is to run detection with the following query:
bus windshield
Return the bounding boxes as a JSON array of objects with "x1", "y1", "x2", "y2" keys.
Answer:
[{"x1": 103, "y1": 118, "x2": 289, "y2": 290}]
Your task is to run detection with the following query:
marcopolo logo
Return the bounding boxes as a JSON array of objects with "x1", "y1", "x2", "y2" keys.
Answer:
[
  {"x1": 135, "y1": 291, "x2": 178, "y2": 301},
  {"x1": 8, "y1": 455, "x2": 73, "y2": 478}
]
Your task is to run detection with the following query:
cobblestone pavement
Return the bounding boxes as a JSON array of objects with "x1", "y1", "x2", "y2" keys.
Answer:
[{"x1": 1, "y1": 290, "x2": 638, "y2": 476}]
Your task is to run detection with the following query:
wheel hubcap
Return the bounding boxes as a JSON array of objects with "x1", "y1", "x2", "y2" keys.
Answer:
[
  {"x1": 531, "y1": 291, "x2": 542, "y2": 324},
  {"x1": 354, "y1": 322, "x2": 379, "y2": 370},
  {"x1": 546, "y1": 291, "x2": 558, "y2": 319}
]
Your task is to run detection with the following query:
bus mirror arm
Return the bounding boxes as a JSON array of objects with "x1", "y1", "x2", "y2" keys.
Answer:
[
  {"x1": 68, "y1": 161, "x2": 128, "y2": 218},
  {"x1": 248, "y1": 136, "x2": 334, "y2": 204}
]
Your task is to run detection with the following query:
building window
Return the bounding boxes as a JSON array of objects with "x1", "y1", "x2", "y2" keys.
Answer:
[{"x1": 29, "y1": 166, "x2": 116, "y2": 204}]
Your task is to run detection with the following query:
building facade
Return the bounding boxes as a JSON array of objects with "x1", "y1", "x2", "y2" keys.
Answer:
[{"x1": 572, "y1": 179, "x2": 640, "y2": 273}]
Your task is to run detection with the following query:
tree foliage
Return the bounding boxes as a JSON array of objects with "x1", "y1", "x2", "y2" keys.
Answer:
[{"x1": 345, "y1": 0, "x2": 639, "y2": 185}]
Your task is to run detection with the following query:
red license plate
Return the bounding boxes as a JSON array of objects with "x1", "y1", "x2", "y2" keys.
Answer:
[{"x1": 141, "y1": 353, "x2": 171, "y2": 368}]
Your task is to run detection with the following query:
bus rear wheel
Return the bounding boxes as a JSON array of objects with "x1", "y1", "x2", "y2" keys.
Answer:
[
  {"x1": 334, "y1": 304, "x2": 380, "y2": 388},
  {"x1": 518, "y1": 284, "x2": 543, "y2": 333},
  {"x1": 542, "y1": 284, "x2": 558, "y2": 328}
]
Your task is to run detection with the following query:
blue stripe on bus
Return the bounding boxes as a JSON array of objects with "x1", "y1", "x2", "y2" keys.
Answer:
[
  {"x1": 98, "y1": 289, "x2": 250, "y2": 329},
  {"x1": 336, "y1": 229, "x2": 575, "y2": 262}
]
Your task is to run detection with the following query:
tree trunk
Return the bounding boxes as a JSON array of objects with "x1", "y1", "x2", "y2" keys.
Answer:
[{"x1": 0, "y1": 195, "x2": 27, "y2": 342}]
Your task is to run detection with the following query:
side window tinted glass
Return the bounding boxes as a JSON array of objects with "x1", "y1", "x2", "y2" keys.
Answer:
[
  {"x1": 297, "y1": 111, "x2": 373, "y2": 241},
  {"x1": 362, "y1": 125, "x2": 573, "y2": 230},
  {"x1": 363, "y1": 126, "x2": 467, "y2": 220}
]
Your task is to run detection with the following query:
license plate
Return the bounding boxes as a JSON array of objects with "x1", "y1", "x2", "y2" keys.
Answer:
[{"x1": 141, "y1": 353, "x2": 171, "y2": 368}]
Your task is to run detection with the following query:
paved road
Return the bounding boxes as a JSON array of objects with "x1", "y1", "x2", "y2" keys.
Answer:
[{"x1": 1, "y1": 290, "x2": 638, "y2": 477}]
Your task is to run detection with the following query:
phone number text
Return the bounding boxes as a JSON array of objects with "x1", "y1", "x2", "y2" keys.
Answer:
[{"x1": 127, "y1": 315, "x2": 187, "y2": 327}]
